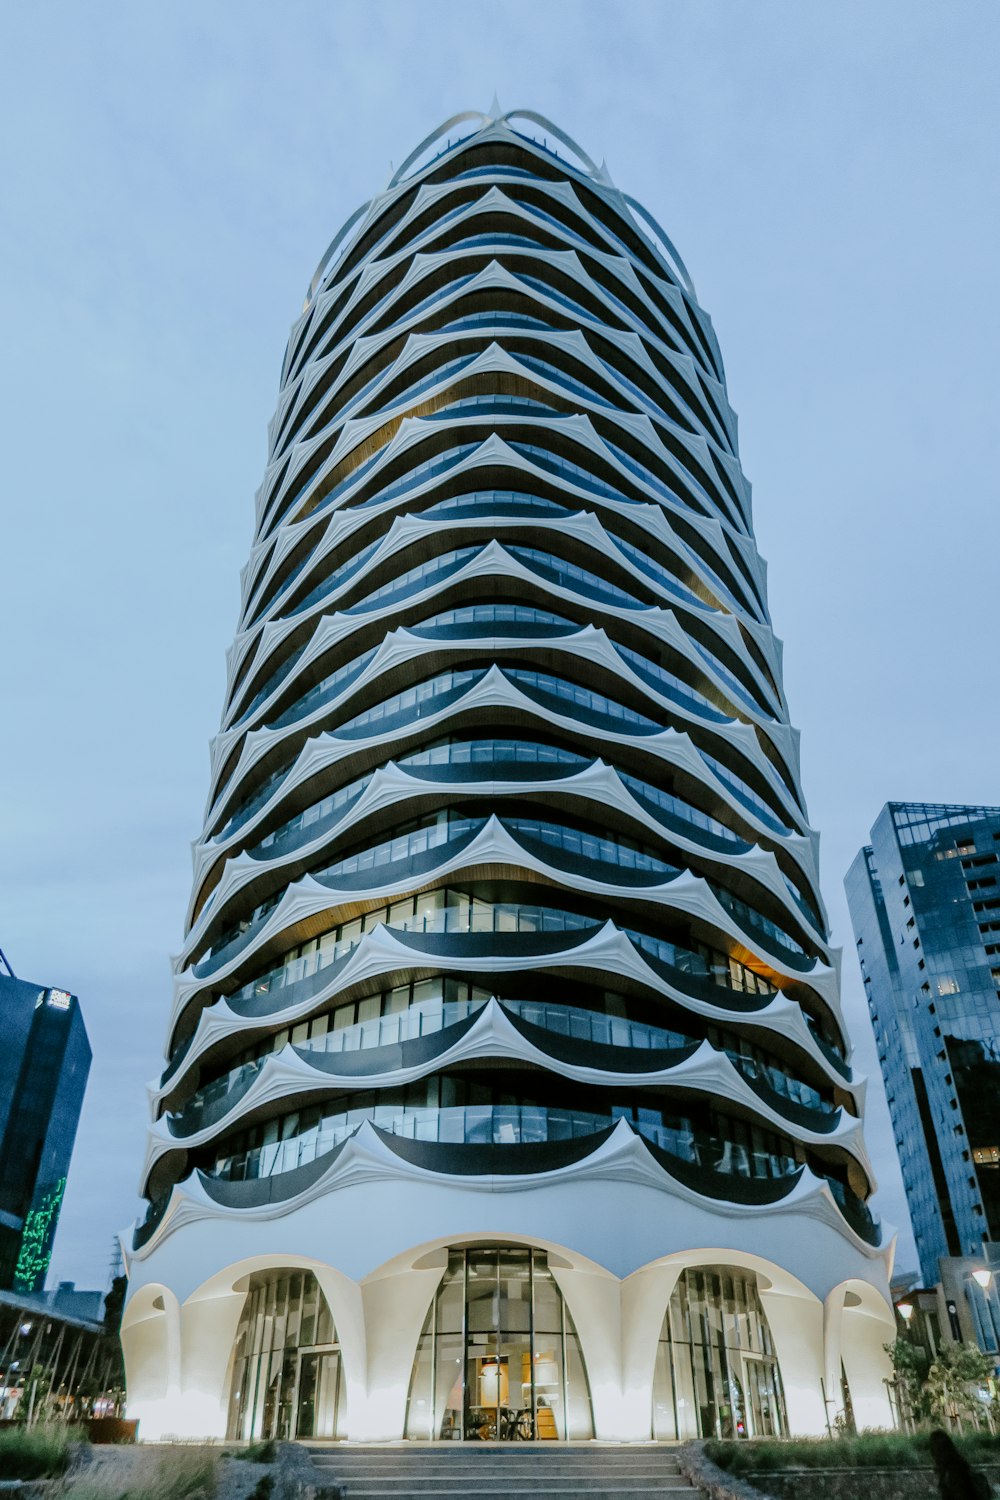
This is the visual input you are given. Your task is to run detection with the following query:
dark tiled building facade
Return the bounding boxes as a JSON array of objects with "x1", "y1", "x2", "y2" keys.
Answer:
[{"x1": 0, "y1": 974, "x2": 91, "y2": 1291}]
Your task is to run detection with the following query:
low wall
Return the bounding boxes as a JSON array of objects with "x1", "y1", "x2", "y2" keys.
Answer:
[
  {"x1": 753, "y1": 1466, "x2": 1000, "y2": 1499},
  {"x1": 677, "y1": 1444, "x2": 1000, "y2": 1500}
]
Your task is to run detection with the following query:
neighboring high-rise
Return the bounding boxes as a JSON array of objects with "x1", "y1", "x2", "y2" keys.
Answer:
[
  {"x1": 847, "y1": 804, "x2": 1000, "y2": 1303},
  {"x1": 122, "y1": 107, "x2": 894, "y2": 1444},
  {"x1": 0, "y1": 972, "x2": 92, "y2": 1292}
]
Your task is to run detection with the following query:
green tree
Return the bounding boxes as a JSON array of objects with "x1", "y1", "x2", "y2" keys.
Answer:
[
  {"x1": 884, "y1": 1337, "x2": 931, "y2": 1427},
  {"x1": 926, "y1": 1341, "x2": 995, "y2": 1429},
  {"x1": 12, "y1": 1365, "x2": 52, "y2": 1426}
]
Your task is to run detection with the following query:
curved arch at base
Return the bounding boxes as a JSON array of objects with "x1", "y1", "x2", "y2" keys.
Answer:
[
  {"x1": 824, "y1": 1277, "x2": 895, "y2": 1433},
  {"x1": 122, "y1": 1238, "x2": 894, "y2": 1442},
  {"x1": 357, "y1": 1231, "x2": 616, "y2": 1441},
  {"x1": 621, "y1": 1248, "x2": 831, "y2": 1441},
  {"x1": 121, "y1": 1283, "x2": 183, "y2": 1440},
  {"x1": 153, "y1": 1254, "x2": 365, "y2": 1442}
]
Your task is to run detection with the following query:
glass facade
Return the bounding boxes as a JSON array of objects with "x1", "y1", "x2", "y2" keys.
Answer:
[
  {"x1": 652, "y1": 1267, "x2": 786, "y2": 1440},
  {"x1": 846, "y1": 803, "x2": 1000, "y2": 1284},
  {"x1": 405, "y1": 1247, "x2": 593, "y2": 1440},
  {"x1": 226, "y1": 1269, "x2": 345, "y2": 1440}
]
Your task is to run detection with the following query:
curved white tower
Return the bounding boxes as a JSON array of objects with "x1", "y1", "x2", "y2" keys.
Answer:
[{"x1": 123, "y1": 108, "x2": 894, "y2": 1444}]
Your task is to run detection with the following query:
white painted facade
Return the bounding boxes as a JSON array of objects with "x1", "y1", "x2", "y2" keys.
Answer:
[
  {"x1": 124, "y1": 1127, "x2": 894, "y2": 1439},
  {"x1": 124, "y1": 107, "x2": 895, "y2": 1441}
]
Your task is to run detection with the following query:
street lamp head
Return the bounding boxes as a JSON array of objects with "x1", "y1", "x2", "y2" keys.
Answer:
[
  {"x1": 972, "y1": 1269, "x2": 993, "y2": 1290},
  {"x1": 897, "y1": 1301, "x2": 914, "y2": 1321}
]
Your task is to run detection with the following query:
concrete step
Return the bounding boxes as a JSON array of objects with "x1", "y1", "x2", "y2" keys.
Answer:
[
  {"x1": 308, "y1": 1458, "x2": 685, "y2": 1473},
  {"x1": 323, "y1": 1488, "x2": 695, "y2": 1499},
  {"x1": 310, "y1": 1465, "x2": 686, "y2": 1477},
  {"x1": 303, "y1": 1445, "x2": 698, "y2": 1499},
  {"x1": 307, "y1": 1448, "x2": 682, "y2": 1455},
  {"x1": 311, "y1": 1473, "x2": 688, "y2": 1482},
  {"x1": 329, "y1": 1490, "x2": 695, "y2": 1499},
  {"x1": 309, "y1": 1456, "x2": 684, "y2": 1467}
]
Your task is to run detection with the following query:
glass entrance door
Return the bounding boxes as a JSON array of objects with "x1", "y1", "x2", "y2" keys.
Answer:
[
  {"x1": 650, "y1": 1267, "x2": 788, "y2": 1441},
  {"x1": 227, "y1": 1269, "x2": 343, "y2": 1441},
  {"x1": 743, "y1": 1354, "x2": 782, "y2": 1438},
  {"x1": 405, "y1": 1246, "x2": 594, "y2": 1440},
  {"x1": 294, "y1": 1347, "x2": 343, "y2": 1439}
]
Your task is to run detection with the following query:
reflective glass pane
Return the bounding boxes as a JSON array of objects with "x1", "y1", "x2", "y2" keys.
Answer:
[
  {"x1": 405, "y1": 1334, "x2": 435, "y2": 1441},
  {"x1": 653, "y1": 1268, "x2": 787, "y2": 1442},
  {"x1": 564, "y1": 1334, "x2": 594, "y2": 1439}
]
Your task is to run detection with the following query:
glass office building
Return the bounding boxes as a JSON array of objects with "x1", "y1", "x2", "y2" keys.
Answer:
[
  {"x1": 847, "y1": 803, "x2": 1000, "y2": 1289},
  {"x1": 123, "y1": 107, "x2": 894, "y2": 1442},
  {"x1": 0, "y1": 974, "x2": 91, "y2": 1292}
]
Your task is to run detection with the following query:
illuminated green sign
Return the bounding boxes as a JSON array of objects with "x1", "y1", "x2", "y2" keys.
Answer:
[{"x1": 13, "y1": 1178, "x2": 66, "y2": 1293}]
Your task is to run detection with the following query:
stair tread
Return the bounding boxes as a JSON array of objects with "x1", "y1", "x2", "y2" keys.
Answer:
[
  {"x1": 334, "y1": 1490, "x2": 695, "y2": 1497},
  {"x1": 305, "y1": 1442, "x2": 694, "y2": 1498}
]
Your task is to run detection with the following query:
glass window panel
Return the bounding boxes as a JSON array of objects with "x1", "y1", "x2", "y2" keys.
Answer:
[
  {"x1": 299, "y1": 1276, "x2": 318, "y2": 1348},
  {"x1": 436, "y1": 1270, "x2": 464, "y2": 1334},
  {"x1": 532, "y1": 1260, "x2": 563, "y2": 1332},
  {"x1": 466, "y1": 1332, "x2": 500, "y2": 1438},
  {"x1": 499, "y1": 1249, "x2": 531, "y2": 1331},
  {"x1": 314, "y1": 1288, "x2": 334, "y2": 1346},
  {"x1": 652, "y1": 1337, "x2": 677, "y2": 1440},
  {"x1": 405, "y1": 1334, "x2": 435, "y2": 1441},
  {"x1": 564, "y1": 1333, "x2": 593, "y2": 1439},
  {"x1": 467, "y1": 1252, "x2": 499, "y2": 1332},
  {"x1": 271, "y1": 1277, "x2": 290, "y2": 1353},
  {"x1": 275, "y1": 1348, "x2": 297, "y2": 1439}
]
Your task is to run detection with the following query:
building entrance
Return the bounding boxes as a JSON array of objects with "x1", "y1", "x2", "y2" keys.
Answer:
[
  {"x1": 652, "y1": 1266, "x2": 786, "y2": 1440},
  {"x1": 405, "y1": 1246, "x2": 593, "y2": 1440},
  {"x1": 227, "y1": 1270, "x2": 345, "y2": 1440},
  {"x1": 294, "y1": 1347, "x2": 342, "y2": 1439}
]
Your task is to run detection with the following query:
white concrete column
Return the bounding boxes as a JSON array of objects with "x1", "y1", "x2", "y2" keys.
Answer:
[
  {"x1": 822, "y1": 1285, "x2": 846, "y2": 1423},
  {"x1": 621, "y1": 1261, "x2": 684, "y2": 1440},
  {"x1": 759, "y1": 1287, "x2": 827, "y2": 1435},
  {"x1": 122, "y1": 1285, "x2": 183, "y2": 1440},
  {"x1": 359, "y1": 1260, "x2": 445, "y2": 1440},
  {"x1": 834, "y1": 1284, "x2": 895, "y2": 1431},
  {"x1": 177, "y1": 1289, "x2": 246, "y2": 1437},
  {"x1": 552, "y1": 1263, "x2": 624, "y2": 1440},
  {"x1": 311, "y1": 1265, "x2": 368, "y2": 1439}
]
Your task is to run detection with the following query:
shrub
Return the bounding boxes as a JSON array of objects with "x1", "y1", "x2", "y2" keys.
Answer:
[
  {"x1": 140, "y1": 1450, "x2": 219, "y2": 1500},
  {"x1": 232, "y1": 1440, "x2": 276, "y2": 1464},
  {"x1": 0, "y1": 1423, "x2": 85, "y2": 1480},
  {"x1": 705, "y1": 1431, "x2": 1000, "y2": 1475},
  {"x1": 67, "y1": 1447, "x2": 219, "y2": 1500}
]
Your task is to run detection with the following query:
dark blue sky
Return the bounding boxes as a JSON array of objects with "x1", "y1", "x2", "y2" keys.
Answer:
[{"x1": 3, "y1": 1, "x2": 998, "y2": 1286}]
